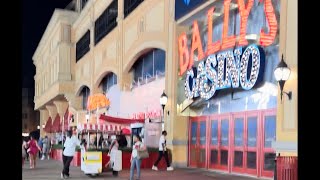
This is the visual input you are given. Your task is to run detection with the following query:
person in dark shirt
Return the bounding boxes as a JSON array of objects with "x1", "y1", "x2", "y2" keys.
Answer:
[{"x1": 118, "y1": 130, "x2": 128, "y2": 148}]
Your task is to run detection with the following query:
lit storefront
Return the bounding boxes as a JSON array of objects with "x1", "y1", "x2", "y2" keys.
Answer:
[
  {"x1": 33, "y1": 0, "x2": 297, "y2": 177},
  {"x1": 175, "y1": 0, "x2": 283, "y2": 178}
]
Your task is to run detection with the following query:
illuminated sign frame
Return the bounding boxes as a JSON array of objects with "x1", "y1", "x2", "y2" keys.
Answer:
[{"x1": 178, "y1": 0, "x2": 277, "y2": 100}]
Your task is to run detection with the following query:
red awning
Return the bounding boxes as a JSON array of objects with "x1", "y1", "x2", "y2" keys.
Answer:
[
  {"x1": 52, "y1": 114, "x2": 61, "y2": 132},
  {"x1": 99, "y1": 114, "x2": 145, "y2": 124},
  {"x1": 43, "y1": 117, "x2": 53, "y2": 133}
]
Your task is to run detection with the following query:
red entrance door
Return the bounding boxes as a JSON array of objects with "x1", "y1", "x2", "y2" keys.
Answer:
[
  {"x1": 208, "y1": 114, "x2": 230, "y2": 171},
  {"x1": 231, "y1": 111, "x2": 262, "y2": 176},
  {"x1": 260, "y1": 110, "x2": 277, "y2": 178},
  {"x1": 189, "y1": 117, "x2": 207, "y2": 168}
]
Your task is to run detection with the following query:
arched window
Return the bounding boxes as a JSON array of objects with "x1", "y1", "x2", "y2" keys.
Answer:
[
  {"x1": 101, "y1": 73, "x2": 117, "y2": 93},
  {"x1": 80, "y1": 86, "x2": 90, "y2": 110},
  {"x1": 131, "y1": 49, "x2": 165, "y2": 85}
]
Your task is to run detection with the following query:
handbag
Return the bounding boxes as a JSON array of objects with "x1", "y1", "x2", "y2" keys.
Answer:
[{"x1": 137, "y1": 149, "x2": 149, "y2": 159}]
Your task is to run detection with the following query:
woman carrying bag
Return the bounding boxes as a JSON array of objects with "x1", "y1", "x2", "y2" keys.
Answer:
[{"x1": 130, "y1": 134, "x2": 148, "y2": 180}]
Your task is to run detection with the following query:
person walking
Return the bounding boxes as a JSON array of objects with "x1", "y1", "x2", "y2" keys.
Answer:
[
  {"x1": 22, "y1": 137, "x2": 27, "y2": 167},
  {"x1": 118, "y1": 130, "x2": 128, "y2": 148},
  {"x1": 27, "y1": 135, "x2": 42, "y2": 169},
  {"x1": 152, "y1": 131, "x2": 174, "y2": 171},
  {"x1": 130, "y1": 134, "x2": 146, "y2": 180},
  {"x1": 41, "y1": 136, "x2": 49, "y2": 160},
  {"x1": 61, "y1": 128, "x2": 81, "y2": 179},
  {"x1": 38, "y1": 137, "x2": 43, "y2": 158}
]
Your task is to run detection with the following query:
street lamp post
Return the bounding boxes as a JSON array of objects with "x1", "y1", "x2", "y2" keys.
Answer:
[
  {"x1": 85, "y1": 112, "x2": 90, "y2": 148},
  {"x1": 160, "y1": 91, "x2": 168, "y2": 131}
]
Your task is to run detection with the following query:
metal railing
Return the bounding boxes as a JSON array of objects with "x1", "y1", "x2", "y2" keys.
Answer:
[
  {"x1": 130, "y1": 71, "x2": 165, "y2": 89},
  {"x1": 275, "y1": 154, "x2": 298, "y2": 180}
]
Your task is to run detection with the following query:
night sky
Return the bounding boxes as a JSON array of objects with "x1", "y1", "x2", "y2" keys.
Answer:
[{"x1": 22, "y1": 0, "x2": 71, "y2": 88}]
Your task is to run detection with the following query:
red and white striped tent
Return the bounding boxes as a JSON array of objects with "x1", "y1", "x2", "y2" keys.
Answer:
[{"x1": 78, "y1": 123, "x2": 130, "y2": 132}]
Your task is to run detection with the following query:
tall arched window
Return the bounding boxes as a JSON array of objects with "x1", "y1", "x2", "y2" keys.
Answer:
[
  {"x1": 80, "y1": 86, "x2": 90, "y2": 110},
  {"x1": 101, "y1": 73, "x2": 117, "y2": 93},
  {"x1": 131, "y1": 49, "x2": 165, "y2": 84}
]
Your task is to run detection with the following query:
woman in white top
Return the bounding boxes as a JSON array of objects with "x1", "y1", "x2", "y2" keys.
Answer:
[
  {"x1": 130, "y1": 134, "x2": 146, "y2": 180},
  {"x1": 106, "y1": 135, "x2": 119, "y2": 177},
  {"x1": 61, "y1": 128, "x2": 81, "y2": 179}
]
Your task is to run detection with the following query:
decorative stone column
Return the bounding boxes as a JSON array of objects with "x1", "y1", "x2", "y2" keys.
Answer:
[
  {"x1": 39, "y1": 109, "x2": 49, "y2": 137},
  {"x1": 53, "y1": 100, "x2": 69, "y2": 131},
  {"x1": 46, "y1": 105, "x2": 58, "y2": 121},
  {"x1": 163, "y1": 0, "x2": 189, "y2": 168}
]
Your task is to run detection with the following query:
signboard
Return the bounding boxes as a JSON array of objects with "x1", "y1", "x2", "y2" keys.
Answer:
[{"x1": 178, "y1": 0, "x2": 278, "y2": 101}]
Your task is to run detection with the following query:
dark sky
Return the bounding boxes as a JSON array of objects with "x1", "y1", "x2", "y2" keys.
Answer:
[{"x1": 22, "y1": 0, "x2": 72, "y2": 88}]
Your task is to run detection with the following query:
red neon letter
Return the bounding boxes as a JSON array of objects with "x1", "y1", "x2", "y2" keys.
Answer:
[
  {"x1": 221, "y1": 0, "x2": 236, "y2": 50},
  {"x1": 260, "y1": 0, "x2": 278, "y2": 46},
  {"x1": 178, "y1": 33, "x2": 190, "y2": 75},
  {"x1": 190, "y1": 21, "x2": 205, "y2": 69},
  {"x1": 206, "y1": 7, "x2": 221, "y2": 55},
  {"x1": 237, "y1": 0, "x2": 254, "y2": 46}
]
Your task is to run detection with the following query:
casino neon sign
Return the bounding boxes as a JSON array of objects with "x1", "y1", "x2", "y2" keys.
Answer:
[{"x1": 178, "y1": 0, "x2": 277, "y2": 100}]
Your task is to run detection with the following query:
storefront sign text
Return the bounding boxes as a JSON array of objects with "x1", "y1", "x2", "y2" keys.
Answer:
[
  {"x1": 184, "y1": 45, "x2": 265, "y2": 100},
  {"x1": 178, "y1": 0, "x2": 277, "y2": 76}
]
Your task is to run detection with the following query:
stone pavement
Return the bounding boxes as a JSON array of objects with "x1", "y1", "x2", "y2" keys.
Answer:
[{"x1": 22, "y1": 159, "x2": 264, "y2": 180}]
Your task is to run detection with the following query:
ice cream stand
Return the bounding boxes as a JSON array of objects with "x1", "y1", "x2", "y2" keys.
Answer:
[{"x1": 79, "y1": 93, "x2": 110, "y2": 177}]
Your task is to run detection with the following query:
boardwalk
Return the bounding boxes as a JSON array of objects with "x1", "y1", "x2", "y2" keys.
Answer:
[{"x1": 22, "y1": 159, "x2": 265, "y2": 180}]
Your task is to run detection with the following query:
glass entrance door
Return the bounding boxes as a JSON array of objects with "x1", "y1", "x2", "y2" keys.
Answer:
[
  {"x1": 261, "y1": 110, "x2": 276, "y2": 178},
  {"x1": 189, "y1": 117, "x2": 207, "y2": 168},
  {"x1": 208, "y1": 115, "x2": 230, "y2": 171},
  {"x1": 231, "y1": 112, "x2": 260, "y2": 176}
]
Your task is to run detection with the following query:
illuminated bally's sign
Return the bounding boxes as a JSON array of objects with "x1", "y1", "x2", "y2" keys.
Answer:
[{"x1": 178, "y1": 0, "x2": 277, "y2": 100}]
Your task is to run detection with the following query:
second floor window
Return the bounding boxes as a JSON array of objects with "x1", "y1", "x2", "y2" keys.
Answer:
[
  {"x1": 101, "y1": 73, "x2": 117, "y2": 93},
  {"x1": 124, "y1": 0, "x2": 144, "y2": 18},
  {"x1": 76, "y1": 30, "x2": 90, "y2": 62},
  {"x1": 80, "y1": 86, "x2": 90, "y2": 110},
  {"x1": 81, "y1": 0, "x2": 89, "y2": 11},
  {"x1": 94, "y1": 0, "x2": 118, "y2": 45},
  {"x1": 131, "y1": 49, "x2": 165, "y2": 85}
]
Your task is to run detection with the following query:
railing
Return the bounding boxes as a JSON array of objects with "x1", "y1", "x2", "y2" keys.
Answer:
[
  {"x1": 131, "y1": 71, "x2": 165, "y2": 89},
  {"x1": 144, "y1": 73, "x2": 153, "y2": 84},
  {"x1": 155, "y1": 70, "x2": 165, "y2": 80},
  {"x1": 275, "y1": 155, "x2": 298, "y2": 180}
]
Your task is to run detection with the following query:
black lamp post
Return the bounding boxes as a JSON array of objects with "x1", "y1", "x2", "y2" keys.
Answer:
[
  {"x1": 274, "y1": 55, "x2": 292, "y2": 101},
  {"x1": 160, "y1": 91, "x2": 168, "y2": 123}
]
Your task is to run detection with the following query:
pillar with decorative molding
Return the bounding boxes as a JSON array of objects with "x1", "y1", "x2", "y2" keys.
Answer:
[
  {"x1": 39, "y1": 109, "x2": 49, "y2": 137},
  {"x1": 163, "y1": 0, "x2": 189, "y2": 168},
  {"x1": 272, "y1": 0, "x2": 298, "y2": 157},
  {"x1": 53, "y1": 101, "x2": 69, "y2": 132}
]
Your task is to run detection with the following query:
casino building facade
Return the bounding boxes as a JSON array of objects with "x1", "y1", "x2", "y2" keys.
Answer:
[{"x1": 33, "y1": 0, "x2": 297, "y2": 178}]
